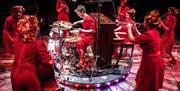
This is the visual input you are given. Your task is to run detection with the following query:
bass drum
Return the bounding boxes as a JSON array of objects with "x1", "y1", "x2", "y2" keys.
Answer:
[{"x1": 58, "y1": 39, "x2": 79, "y2": 74}]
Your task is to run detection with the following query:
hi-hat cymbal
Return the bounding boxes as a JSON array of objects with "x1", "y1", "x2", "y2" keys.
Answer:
[{"x1": 49, "y1": 24, "x2": 59, "y2": 28}]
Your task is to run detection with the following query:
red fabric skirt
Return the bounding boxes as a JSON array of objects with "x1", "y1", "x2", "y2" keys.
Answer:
[{"x1": 135, "y1": 54, "x2": 165, "y2": 91}]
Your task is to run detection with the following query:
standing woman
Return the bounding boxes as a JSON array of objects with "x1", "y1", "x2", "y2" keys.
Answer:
[
  {"x1": 11, "y1": 15, "x2": 57, "y2": 91},
  {"x1": 56, "y1": 0, "x2": 69, "y2": 21},
  {"x1": 116, "y1": 0, "x2": 130, "y2": 22},
  {"x1": 3, "y1": 5, "x2": 25, "y2": 56},
  {"x1": 56, "y1": 0, "x2": 70, "y2": 37},
  {"x1": 159, "y1": 7, "x2": 179, "y2": 64},
  {"x1": 127, "y1": 10, "x2": 165, "y2": 91},
  {"x1": 113, "y1": 9, "x2": 135, "y2": 57}
]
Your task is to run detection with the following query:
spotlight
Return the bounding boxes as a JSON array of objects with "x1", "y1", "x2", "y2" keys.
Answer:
[{"x1": 96, "y1": 84, "x2": 101, "y2": 87}]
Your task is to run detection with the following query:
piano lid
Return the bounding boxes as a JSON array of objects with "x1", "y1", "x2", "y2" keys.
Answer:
[{"x1": 91, "y1": 13, "x2": 115, "y2": 24}]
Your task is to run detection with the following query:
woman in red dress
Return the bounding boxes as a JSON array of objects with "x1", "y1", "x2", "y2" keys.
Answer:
[
  {"x1": 127, "y1": 10, "x2": 165, "y2": 91},
  {"x1": 113, "y1": 9, "x2": 135, "y2": 57},
  {"x1": 116, "y1": 0, "x2": 130, "y2": 22},
  {"x1": 159, "y1": 7, "x2": 179, "y2": 64},
  {"x1": 112, "y1": 0, "x2": 131, "y2": 57},
  {"x1": 3, "y1": 5, "x2": 25, "y2": 55},
  {"x1": 56, "y1": 0, "x2": 69, "y2": 21},
  {"x1": 73, "y1": 5, "x2": 96, "y2": 68},
  {"x1": 56, "y1": 0, "x2": 70, "y2": 37},
  {"x1": 11, "y1": 15, "x2": 57, "y2": 91}
]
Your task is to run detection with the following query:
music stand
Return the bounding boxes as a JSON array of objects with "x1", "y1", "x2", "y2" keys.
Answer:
[{"x1": 86, "y1": 0, "x2": 112, "y2": 82}]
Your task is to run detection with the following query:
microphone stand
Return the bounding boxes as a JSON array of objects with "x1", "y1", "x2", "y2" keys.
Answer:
[{"x1": 86, "y1": 0, "x2": 112, "y2": 82}]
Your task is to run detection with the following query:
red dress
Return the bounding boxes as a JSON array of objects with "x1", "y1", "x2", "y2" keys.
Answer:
[
  {"x1": 112, "y1": 6, "x2": 130, "y2": 57},
  {"x1": 76, "y1": 15, "x2": 96, "y2": 50},
  {"x1": 56, "y1": 1, "x2": 69, "y2": 21},
  {"x1": 3, "y1": 15, "x2": 18, "y2": 54},
  {"x1": 11, "y1": 39, "x2": 56, "y2": 91},
  {"x1": 134, "y1": 29, "x2": 165, "y2": 91},
  {"x1": 56, "y1": 1, "x2": 70, "y2": 36},
  {"x1": 161, "y1": 15, "x2": 177, "y2": 58},
  {"x1": 117, "y1": 6, "x2": 130, "y2": 21},
  {"x1": 116, "y1": 18, "x2": 134, "y2": 43}
]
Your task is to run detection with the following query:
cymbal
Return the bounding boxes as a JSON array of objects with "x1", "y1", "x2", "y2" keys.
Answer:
[
  {"x1": 50, "y1": 21, "x2": 72, "y2": 29},
  {"x1": 49, "y1": 24, "x2": 59, "y2": 28}
]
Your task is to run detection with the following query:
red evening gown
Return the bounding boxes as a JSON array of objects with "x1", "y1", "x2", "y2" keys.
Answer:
[
  {"x1": 11, "y1": 39, "x2": 57, "y2": 91},
  {"x1": 134, "y1": 28, "x2": 165, "y2": 91},
  {"x1": 3, "y1": 15, "x2": 18, "y2": 55}
]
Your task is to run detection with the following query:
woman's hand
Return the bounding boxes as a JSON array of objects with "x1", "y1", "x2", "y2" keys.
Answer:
[{"x1": 127, "y1": 23, "x2": 133, "y2": 30}]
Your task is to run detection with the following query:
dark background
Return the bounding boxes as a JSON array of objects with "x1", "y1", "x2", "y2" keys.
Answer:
[{"x1": 0, "y1": 0, "x2": 180, "y2": 41}]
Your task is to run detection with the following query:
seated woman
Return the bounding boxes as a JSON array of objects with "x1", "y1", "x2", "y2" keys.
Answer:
[
  {"x1": 73, "y1": 5, "x2": 96, "y2": 68},
  {"x1": 113, "y1": 9, "x2": 136, "y2": 58}
]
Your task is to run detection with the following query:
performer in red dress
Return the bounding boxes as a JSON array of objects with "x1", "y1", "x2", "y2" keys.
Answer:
[
  {"x1": 127, "y1": 10, "x2": 165, "y2": 91},
  {"x1": 11, "y1": 15, "x2": 57, "y2": 91},
  {"x1": 158, "y1": 7, "x2": 179, "y2": 64},
  {"x1": 112, "y1": 9, "x2": 135, "y2": 58},
  {"x1": 56, "y1": 0, "x2": 69, "y2": 21},
  {"x1": 56, "y1": 0, "x2": 70, "y2": 37},
  {"x1": 3, "y1": 5, "x2": 25, "y2": 55},
  {"x1": 116, "y1": 0, "x2": 130, "y2": 22},
  {"x1": 73, "y1": 5, "x2": 96, "y2": 68},
  {"x1": 112, "y1": 0, "x2": 131, "y2": 57}
]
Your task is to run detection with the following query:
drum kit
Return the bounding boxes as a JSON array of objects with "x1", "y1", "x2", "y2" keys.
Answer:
[{"x1": 48, "y1": 20, "x2": 83, "y2": 75}]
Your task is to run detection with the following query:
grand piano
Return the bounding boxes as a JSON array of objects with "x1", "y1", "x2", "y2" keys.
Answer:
[{"x1": 91, "y1": 13, "x2": 115, "y2": 69}]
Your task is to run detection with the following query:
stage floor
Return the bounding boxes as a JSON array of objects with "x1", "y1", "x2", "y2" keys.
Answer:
[{"x1": 0, "y1": 38, "x2": 180, "y2": 91}]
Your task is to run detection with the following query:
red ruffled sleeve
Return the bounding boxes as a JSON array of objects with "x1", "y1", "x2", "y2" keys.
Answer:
[{"x1": 134, "y1": 32, "x2": 151, "y2": 44}]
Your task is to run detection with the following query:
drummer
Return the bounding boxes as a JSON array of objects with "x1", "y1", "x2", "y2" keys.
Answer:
[{"x1": 73, "y1": 5, "x2": 96, "y2": 68}]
